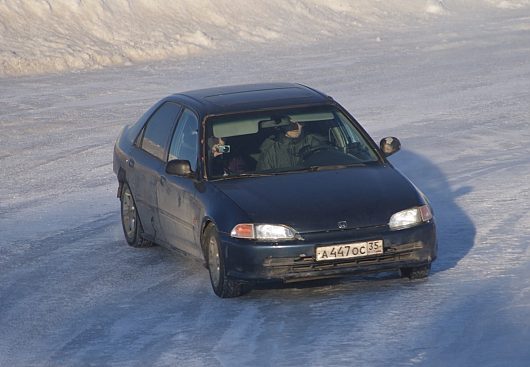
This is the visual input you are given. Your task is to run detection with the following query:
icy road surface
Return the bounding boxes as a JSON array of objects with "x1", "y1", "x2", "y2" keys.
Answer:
[{"x1": 1, "y1": 11, "x2": 530, "y2": 367}]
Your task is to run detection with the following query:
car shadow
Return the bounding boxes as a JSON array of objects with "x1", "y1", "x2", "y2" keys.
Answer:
[{"x1": 389, "y1": 149, "x2": 476, "y2": 273}]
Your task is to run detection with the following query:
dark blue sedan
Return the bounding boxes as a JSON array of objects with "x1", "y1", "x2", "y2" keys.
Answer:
[{"x1": 113, "y1": 83, "x2": 437, "y2": 297}]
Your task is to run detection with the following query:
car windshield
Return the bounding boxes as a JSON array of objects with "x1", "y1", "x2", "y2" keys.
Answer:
[{"x1": 205, "y1": 106, "x2": 380, "y2": 179}]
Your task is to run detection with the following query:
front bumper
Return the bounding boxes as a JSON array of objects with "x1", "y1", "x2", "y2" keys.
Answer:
[{"x1": 220, "y1": 222, "x2": 437, "y2": 283}]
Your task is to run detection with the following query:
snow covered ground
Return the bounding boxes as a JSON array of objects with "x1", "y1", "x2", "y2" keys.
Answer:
[
  {"x1": 2, "y1": 0, "x2": 530, "y2": 77},
  {"x1": 1, "y1": 1, "x2": 530, "y2": 366}
]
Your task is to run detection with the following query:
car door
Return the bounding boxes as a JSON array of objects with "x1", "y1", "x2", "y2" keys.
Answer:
[
  {"x1": 128, "y1": 101, "x2": 182, "y2": 241},
  {"x1": 157, "y1": 108, "x2": 203, "y2": 257}
]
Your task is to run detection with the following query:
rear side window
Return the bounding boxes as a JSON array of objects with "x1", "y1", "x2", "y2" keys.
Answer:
[{"x1": 141, "y1": 102, "x2": 182, "y2": 160}]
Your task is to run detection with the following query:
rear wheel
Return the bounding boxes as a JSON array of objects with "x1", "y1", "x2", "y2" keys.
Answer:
[
  {"x1": 204, "y1": 224, "x2": 249, "y2": 298},
  {"x1": 400, "y1": 264, "x2": 431, "y2": 279},
  {"x1": 120, "y1": 182, "x2": 154, "y2": 248}
]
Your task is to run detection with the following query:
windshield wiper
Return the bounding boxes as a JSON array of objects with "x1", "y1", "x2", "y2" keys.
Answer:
[
  {"x1": 313, "y1": 163, "x2": 370, "y2": 171},
  {"x1": 237, "y1": 172, "x2": 279, "y2": 177},
  {"x1": 214, "y1": 172, "x2": 278, "y2": 180},
  {"x1": 213, "y1": 162, "x2": 378, "y2": 180},
  {"x1": 283, "y1": 163, "x2": 370, "y2": 173}
]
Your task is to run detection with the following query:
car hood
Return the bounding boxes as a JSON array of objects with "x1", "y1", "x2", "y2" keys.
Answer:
[{"x1": 211, "y1": 166, "x2": 425, "y2": 233}]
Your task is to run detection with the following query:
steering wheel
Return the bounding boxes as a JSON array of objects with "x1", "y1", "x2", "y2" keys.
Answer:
[
  {"x1": 301, "y1": 144, "x2": 365, "y2": 166},
  {"x1": 301, "y1": 145, "x2": 336, "y2": 161}
]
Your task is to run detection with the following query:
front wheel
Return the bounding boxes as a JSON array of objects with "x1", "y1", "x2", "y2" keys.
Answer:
[
  {"x1": 204, "y1": 224, "x2": 249, "y2": 298},
  {"x1": 120, "y1": 182, "x2": 154, "y2": 248}
]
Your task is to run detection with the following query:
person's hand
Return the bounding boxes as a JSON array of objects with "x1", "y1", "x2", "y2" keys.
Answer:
[
  {"x1": 286, "y1": 122, "x2": 302, "y2": 138},
  {"x1": 212, "y1": 138, "x2": 225, "y2": 157}
]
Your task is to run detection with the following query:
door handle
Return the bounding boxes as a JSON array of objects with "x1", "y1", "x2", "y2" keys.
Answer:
[
  {"x1": 160, "y1": 175, "x2": 167, "y2": 186},
  {"x1": 127, "y1": 158, "x2": 135, "y2": 168}
]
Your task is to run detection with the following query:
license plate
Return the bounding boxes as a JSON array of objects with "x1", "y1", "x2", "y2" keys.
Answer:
[{"x1": 315, "y1": 240, "x2": 383, "y2": 261}]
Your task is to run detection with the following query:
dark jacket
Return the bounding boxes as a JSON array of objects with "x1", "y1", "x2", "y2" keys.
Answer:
[{"x1": 256, "y1": 133, "x2": 327, "y2": 171}]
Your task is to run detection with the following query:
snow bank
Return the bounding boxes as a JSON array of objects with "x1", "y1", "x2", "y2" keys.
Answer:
[{"x1": 0, "y1": 0, "x2": 528, "y2": 77}]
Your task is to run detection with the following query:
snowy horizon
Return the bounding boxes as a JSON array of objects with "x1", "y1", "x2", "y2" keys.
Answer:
[{"x1": 1, "y1": 0, "x2": 530, "y2": 77}]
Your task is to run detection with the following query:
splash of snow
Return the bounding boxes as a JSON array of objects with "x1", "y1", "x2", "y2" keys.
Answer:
[
  {"x1": 425, "y1": 0, "x2": 448, "y2": 14},
  {"x1": 493, "y1": 0, "x2": 530, "y2": 9}
]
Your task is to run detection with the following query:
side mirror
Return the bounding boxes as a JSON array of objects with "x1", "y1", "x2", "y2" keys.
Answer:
[
  {"x1": 166, "y1": 159, "x2": 193, "y2": 177},
  {"x1": 379, "y1": 137, "x2": 401, "y2": 157}
]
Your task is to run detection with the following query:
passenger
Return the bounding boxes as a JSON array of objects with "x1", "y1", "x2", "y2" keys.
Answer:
[
  {"x1": 256, "y1": 119, "x2": 327, "y2": 171},
  {"x1": 209, "y1": 137, "x2": 246, "y2": 175}
]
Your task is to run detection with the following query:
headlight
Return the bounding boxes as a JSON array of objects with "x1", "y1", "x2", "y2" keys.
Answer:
[
  {"x1": 230, "y1": 223, "x2": 299, "y2": 241},
  {"x1": 389, "y1": 205, "x2": 433, "y2": 230}
]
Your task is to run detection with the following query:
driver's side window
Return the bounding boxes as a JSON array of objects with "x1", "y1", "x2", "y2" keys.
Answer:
[{"x1": 168, "y1": 109, "x2": 199, "y2": 171}]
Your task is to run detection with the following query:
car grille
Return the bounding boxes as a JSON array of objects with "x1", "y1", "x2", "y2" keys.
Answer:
[{"x1": 263, "y1": 242, "x2": 424, "y2": 273}]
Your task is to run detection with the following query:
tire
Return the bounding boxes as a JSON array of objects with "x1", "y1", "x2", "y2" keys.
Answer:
[
  {"x1": 204, "y1": 224, "x2": 249, "y2": 298},
  {"x1": 120, "y1": 182, "x2": 154, "y2": 248},
  {"x1": 400, "y1": 264, "x2": 431, "y2": 280}
]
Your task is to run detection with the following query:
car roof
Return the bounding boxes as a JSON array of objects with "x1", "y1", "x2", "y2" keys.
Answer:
[{"x1": 167, "y1": 83, "x2": 332, "y2": 116}]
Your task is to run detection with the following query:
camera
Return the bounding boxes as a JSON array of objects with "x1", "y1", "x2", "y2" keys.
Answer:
[{"x1": 216, "y1": 145, "x2": 231, "y2": 154}]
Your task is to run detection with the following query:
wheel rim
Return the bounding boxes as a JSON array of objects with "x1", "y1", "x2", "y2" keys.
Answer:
[
  {"x1": 208, "y1": 235, "x2": 221, "y2": 287},
  {"x1": 122, "y1": 188, "x2": 137, "y2": 240}
]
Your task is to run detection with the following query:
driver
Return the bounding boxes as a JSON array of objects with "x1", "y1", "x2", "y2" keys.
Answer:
[{"x1": 256, "y1": 119, "x2": 328, "y2": 171}]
